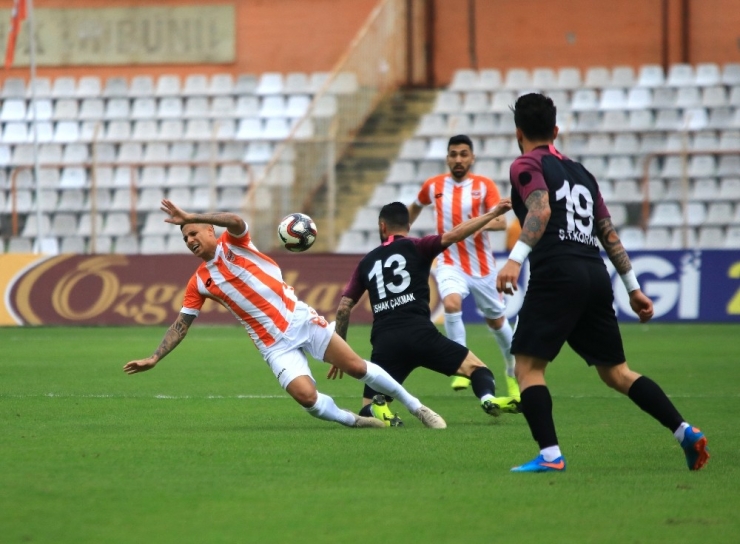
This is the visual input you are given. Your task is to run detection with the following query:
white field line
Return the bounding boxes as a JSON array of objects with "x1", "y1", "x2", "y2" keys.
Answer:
[{"x1": 0, "y1": 393, "x2": 736, "y2": 400}]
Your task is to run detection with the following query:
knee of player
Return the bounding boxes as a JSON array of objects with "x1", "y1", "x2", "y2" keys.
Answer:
[
  {"x1": 457, "y1": 353, "x2": 487, "y2": 376},
  {"x1": 293, "y1": 388, "x2": 319, "y2": 408},
  {"x1": 596, "y1": 362, "x2": 633, "y2": 392}
]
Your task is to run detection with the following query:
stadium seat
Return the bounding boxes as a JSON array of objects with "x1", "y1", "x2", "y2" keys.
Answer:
[
  {"x1": 2, "y1": 77, "x2": 26, "y2": 98},
  {"x1": 666, "y1": 64, "x2": 694, "y2": 87},
  {"x1": 77, "y1": 76, "x2": 102, "y2": 98},
  {"x1": 182, "y1": 74, "x2": 208, "y2": 97},
  {"x1": 209, "y1": 73, "x2": 235, "y2": 95},
  {"x1": 556, "y1": 67, "x2": 581, "y2": 89},
  {"x1": 184, "y1": 97, "x2": 209, "y2": 118},
  {"x1": 56, "y1": 190, "x2": 85, "y2": 212},
  {"x1": 449, "y1": 69, "x2": 478, "y2": 92},
  {"x1": 256, "y1": 73, "x2": 284, "y2": 95},
  {"x1": 159, "y1": 120, "x2": 184, "y2": 140},
  {"x1": 721, "y1": 63, "x2": 740, "y2": 86},
  {"x1": 695, "y1": 63, "x2": 721, "y2": 86},
  {"x1": 637, "y1": 64, "x2": 665, "y2": 87},
  {"x1": 691, "y1": 178, "x2": 718, "y2": 200},
  {"x1": 102, "y1": 212, "x2": 132, "y2": 236},
  {"x1": 131, "y1": 98, "x2": 156, "y2": 119},
  {"x1": 105, "y1": 120, "x2": 131, "y2": 141},
  {"x1": 702, "y1": 86, "x2": 727, "y2": 107},
  {"x1": 619, "y1": 227, "x2": 645, "y2": 249},
  {"x1": 328, "y1": 72, "x2": 359, "y2": 94},
  {"x1": 76, "y1": 212, "x2": 104, "y2": 237},
  {"x1": 109, "y1": 188, "x2": 133, "y2": 211},
  {"x1": 726, "y1": 226, "x2": 740, "y2": 248},
  {"x1": 165, "y1": 234, "x2": 191, "y2": 254},
  {"x1": 571, "y1": 89, "x2": 598, "y2": 111},
  {"x1": 503, "y1": 68, "x2": 531, "y2": 90},
  {"x1": 720, "y1": 130, "x2": 740, "y2": 149},
  {"x1": 532, "y1": 68, "x2": 557, "y2": 89},
  {"x1": 705, "y1": 202, "x2": 733, "y2": 225},
  {"x1": 336, "y1": 231, "x2": 369, "y2": 253},
  {"x1": 52, "y1": 77, "x2": 77, "y2": 98},
  {"x1": 25, "y1": 99, "x2": 52, "y2": 121},
  {"x1": 477, "y1": 69, "x2": 502, "y2": 91},
  {"x1": 235, "y1": 74, "x2": 259, "y2": 94},
  {"x1": 584, "y1": 66, "x2": 610, "y2": 88},
  {"x1": 60, "y1": 235, "x2": 86, "y2": 253},
  {"x1": 599, "y1": 88, "x2": 627, "y2": 110},
  {"x1": 21, "y1": 213, "x2": 52, "y2": 237},
  {"x1": 611, "y1": 66, "x2": 636, "y2": 87},
  {"x1": 691, "y1": 132, "x2": 718, "y2": 151},
  {"x1": 707, "y1": 107, "x2": 733, "y2": 129},
  {"x1": 103, "y1": 77, "x2": 128, "y2": 98},
  {"x1": 1, "y1": 99, "x2": 26, "y2": 121},
  {"x1": 140, "y1": 166, "x2": 166, "y2": 186},
  {"x1": 59, "y1": 167, "x2": 87, "y2": 188},
  {"x1": 718, "y1": 156, "x2": 740, "y2": 177},
  {"x1": 184, "y1": 119, "x2": 210, "y2": 141},
  {"x1": 676, "y1": 87, "x2": 701, "y2": 108},
  {"x1": 645, "y1": 227, "x2": 672, "y2": 249},
  {"x1": 284, "y1": 72, "x2": 310, "y2": 94},
  {"x1": 649, "y1": 202, "x2": 682, "y2": 227},
  {"x1": 7, "y1": 237, "x2": 32, "y2": 253},
  {"x1": 26, "y1": 77, "x2": 51, "y2": 99}
]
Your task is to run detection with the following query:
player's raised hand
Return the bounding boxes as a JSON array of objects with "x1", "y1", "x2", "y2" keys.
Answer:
[
  {"x1": 496, "y1": 260, "x2": 520, "y2": 295},
  {"x1": 123, "y1": 357, "x2": 158, "y2": 375},
  {"x1": 160, "y1": 199, "x2": 191, "y2": 225},
  {"x1": 492, "y1": 198, "x2": 512, "y2": 216},
  {"x1": 629, "y1": 290, "x2": 654, "y2": 323},
  {"x1": 326, "y1": 365, "x2": 344, "y2": 380}
]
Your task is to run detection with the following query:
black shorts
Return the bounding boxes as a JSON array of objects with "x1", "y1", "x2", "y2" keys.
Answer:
[
  {"x1": 511, "y1": 257, "x2": 626, "y2": 366},
  {"x1": 363, "y1": 321, "x2": 469, "y2": 400}
]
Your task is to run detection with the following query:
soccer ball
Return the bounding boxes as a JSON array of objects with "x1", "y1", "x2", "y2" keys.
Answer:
[{"x1": 277, "y1": 213, "x2": 317, "y2": 252}]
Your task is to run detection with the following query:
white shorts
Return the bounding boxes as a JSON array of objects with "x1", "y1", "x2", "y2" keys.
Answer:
[
  {"x1": 434, "y1": 265, "x2": 506, "y2": 319},
  {"x1": 261, "y1": 301, "x2": 336, "y2": 390}
]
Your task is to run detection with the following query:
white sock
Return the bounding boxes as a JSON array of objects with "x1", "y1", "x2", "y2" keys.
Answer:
[
  {"x1": 490, "y1": 320, "x2": 516, "y2": 377},
  {"x1": 673, "y1": 421, "x2": 690, "y2": 443},
  {"x1": 361, "y1": 361, "x2": 422, "y2": 413},
  {"x1": 444, "y1": 311, "x2": 466, "y2": 346},
  {"x1": 480, "y1": 393, "x2": 494, "y2": 403},
  {"x1": 305, "y1": 392, "x2": 356, "y2": 427},
  {"x1": 540, "y1": 445, "x2": 562, "y2": 462}
]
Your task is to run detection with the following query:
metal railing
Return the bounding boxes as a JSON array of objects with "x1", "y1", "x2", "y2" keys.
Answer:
[{"x1": 248, "y1": 0, "x2": 408, "y2": 251}]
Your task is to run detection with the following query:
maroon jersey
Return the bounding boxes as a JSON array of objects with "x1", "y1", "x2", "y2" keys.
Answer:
[
  {"x1": 343, "y1": 234, "x2": 443, "y2": 336},
  {"x1": 510, "y1": 144, "x2": 610, "y2": 267}
]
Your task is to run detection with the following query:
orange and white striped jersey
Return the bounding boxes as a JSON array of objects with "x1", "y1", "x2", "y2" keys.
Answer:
[
  {"x1": 181, "y1": 227, "x2": 297, "y2": 351},
  {"x1": 415, "y1": 173, "x2": 501, "y2": 277}
]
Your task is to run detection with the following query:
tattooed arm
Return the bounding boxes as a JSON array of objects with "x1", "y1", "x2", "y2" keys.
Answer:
[
  {"x1": 595, "y1": 217, "x2": 631, "y2": 275},
  {"x1": 123, "y1": 313, "x2": 196, "y2": 374},
  {"x1": 496, "y1": 190, "x2": 551, "y2": 294},
  {"x1": 596, "y1": 217, "x2": 654, "y2": 322},
  {"x1": 334, "y1": 296, "x2": 356, "y2": 341},
  {"x1": 518, "y1": 189, "x2": 551, "y2": 247},
  {"x1": 327, "y1": 297, "x2": 357, "y2": 380}
]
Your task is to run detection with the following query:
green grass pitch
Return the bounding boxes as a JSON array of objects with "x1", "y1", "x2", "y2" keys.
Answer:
[{"x1": 1, "y1": 323, "x2": 738, "y2": 543}]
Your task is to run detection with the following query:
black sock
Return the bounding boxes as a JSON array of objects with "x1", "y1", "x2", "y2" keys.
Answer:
[
  {"x1": 470, "y1": 367, "x2": 495, "y2": 399},
  {"x1": 359, "y1": 404, "x2": 373, "y2": 418},
  {"x1": 520, "y1": 385, "x2": 559, "y2": 449},
  {"x1": 627, "y1": 376, "x2": 684, "y2": 432}
]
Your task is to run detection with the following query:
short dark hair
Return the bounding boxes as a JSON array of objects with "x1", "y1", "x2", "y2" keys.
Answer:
[
  {"x1": 378, "y1": 202, "x2": 409, "y2": 229},
  {"x1": 513, "y1": 93, "x2": 557, "y2": 141},
  {"x1": 448, "y1": 134, "x2": 473, "y2": 152}
]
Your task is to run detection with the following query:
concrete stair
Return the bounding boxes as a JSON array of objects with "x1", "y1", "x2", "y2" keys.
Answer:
[{"x1": 309, "y1": 89, "x2": 436, "y2": 251}]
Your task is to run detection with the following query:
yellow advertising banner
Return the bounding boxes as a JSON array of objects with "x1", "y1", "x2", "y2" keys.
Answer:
[
  {"x1": 0, "y1": 253, "x2": 439, "y2": 327},
  {"x1": 0, "y1": 5, "x2": 236, "y2": 66}
]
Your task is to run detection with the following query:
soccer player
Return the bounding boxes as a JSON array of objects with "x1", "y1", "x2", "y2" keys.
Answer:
[
  {"x1": 327, "y1": 199, "x2": 519, "y2": 423},
  {"x1": 497, "y1": 93, "x2": 709, "y2": 472},
  {"x1": 408, "y1": 135, "x2": 518, "y2": 399},
  {"x1": 123, "y1": 200, "x2": 446, "y2": 430}
]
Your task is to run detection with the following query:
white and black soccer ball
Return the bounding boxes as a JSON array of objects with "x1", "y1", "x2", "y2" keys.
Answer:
[{"x1": 277, "y1": 213, "x2": 317, "y2": 252}]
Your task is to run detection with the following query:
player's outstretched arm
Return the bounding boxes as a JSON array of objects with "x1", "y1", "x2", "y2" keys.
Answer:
[
  {"x1": 123, "y1": 313, "x2": 196, "y2": 374},
  {"x1": 327, "y1": 296, "x2": 357, "y2": 379},
  {"x1": 497, "y1": 190, "x2": 550, "y2": 294},
  {"x1": 160, "y1": 199, "x2": 246, "y2": 236},
  {"x1": 407, "y1": 202, "x2": 423, "y2": 225},
  {"x1": 441, "y1": 198, "x2": 512, "y2": 248},
  {"x1": 596, "y1": 217, "x2": 654, "y2": 323}
]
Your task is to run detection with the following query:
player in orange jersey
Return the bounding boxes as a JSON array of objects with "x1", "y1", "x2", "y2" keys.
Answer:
[
  {"x1": 123, "y1": 200, "x2": 446, "y2": 429},
  {"x1": 408, "y1": 135, "x2": 519, "y2": 401}
]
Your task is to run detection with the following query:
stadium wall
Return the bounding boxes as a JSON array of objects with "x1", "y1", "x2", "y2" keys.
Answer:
[
  {"x1": 431, "y1": 0, "x2": 740, "y2": 85},
  {"x1": 0, "y1": 0, "x2": 379, "y2": 80},
  {"x1": 1, "y1": 251, "x2": 739, "y2": 326},
  {"x1": 2, "y1": 0, "x2": 738, "y2": 86}
]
